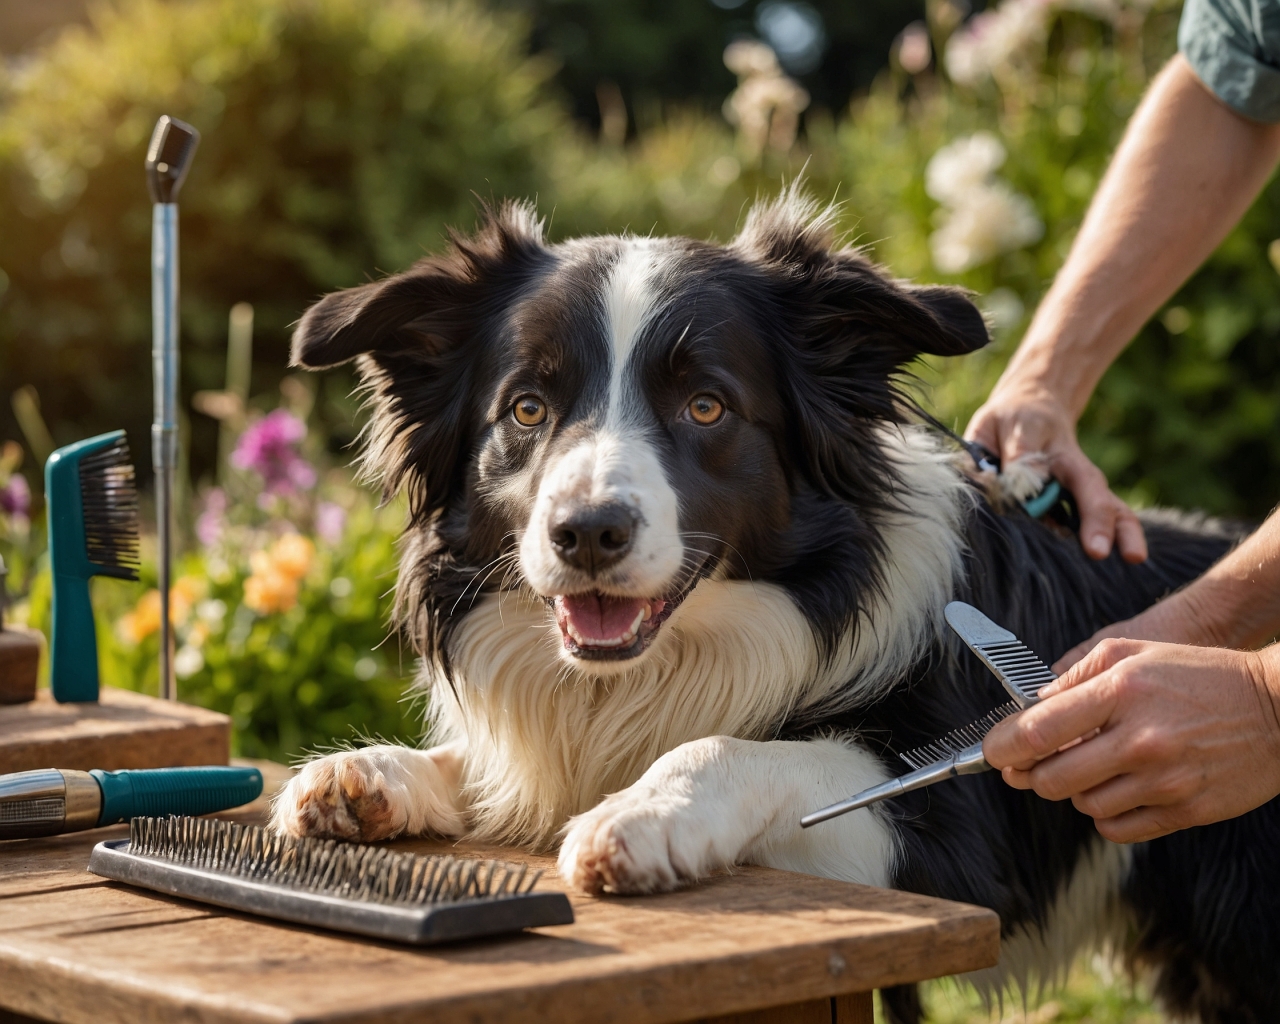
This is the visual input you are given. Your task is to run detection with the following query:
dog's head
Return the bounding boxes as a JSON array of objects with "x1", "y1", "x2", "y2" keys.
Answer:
[{"x1": 292, "y1": 192, "x2": 987, "y2": 674}]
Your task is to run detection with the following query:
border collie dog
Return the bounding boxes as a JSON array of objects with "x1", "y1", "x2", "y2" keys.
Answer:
[{"x1": 275, "y1": 192, "x2": 1278, "y2": 1022}]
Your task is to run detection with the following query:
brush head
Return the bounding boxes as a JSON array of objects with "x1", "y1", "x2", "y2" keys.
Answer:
[
  {"x1": 78, "y1": 436, "x2": 140, "y2": 580},
  {"x1": 88, "y1": 816, "x2": 575, "y2": 945},
  {"x1": 898, "y1": 700, "x2": 1021, "y2": 771},
  {"x1": 128, "y1": 816, "x2": 541, "y2": 905}
]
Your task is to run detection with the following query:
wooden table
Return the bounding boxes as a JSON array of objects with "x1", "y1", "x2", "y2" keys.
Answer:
[{"x1": 0, "y1": 795, "x2": 998, "y2": 1024}]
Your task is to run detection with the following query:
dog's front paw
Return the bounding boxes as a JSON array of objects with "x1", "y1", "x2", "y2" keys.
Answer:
[
  {"x1": 557, "y1": 736, "x2": 756, "y2": 897},
  {"x1": 270, "y1": 744, "x2": 468, "y2": 842}
]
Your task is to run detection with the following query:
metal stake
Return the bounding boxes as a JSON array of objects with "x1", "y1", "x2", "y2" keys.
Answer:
[{"x1": 146, "y1": 116, "x2": 200, "y2": 701}]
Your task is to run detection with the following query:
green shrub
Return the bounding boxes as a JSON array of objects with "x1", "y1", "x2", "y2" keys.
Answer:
[{"x1": 0, "y1": 0, "x2": 566, "y2": 478}]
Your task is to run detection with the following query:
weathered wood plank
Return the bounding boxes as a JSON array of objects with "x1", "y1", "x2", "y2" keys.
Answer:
[
  {"x1": 0, "y1": 687, "x2": 229, "y2": 773},
  {"x1": 0, "y1": 808, "x2": 998, "y2": 1024}
]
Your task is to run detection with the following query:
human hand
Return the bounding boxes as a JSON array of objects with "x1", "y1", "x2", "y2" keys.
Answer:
[
  {"x1": 1051, "y1": 588, "x2": 1225, "y2": 673},
  {"x1": 982, "y1": 638, "x2": 1280, "y2": 843},
  {"x1": 966, "y1": 380, "x2": 1147, "y2": 563}
]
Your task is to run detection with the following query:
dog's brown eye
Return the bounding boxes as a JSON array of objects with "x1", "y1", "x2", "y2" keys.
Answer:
[
  {"x1": 687, "y1": 394, "x2": 724, "y2": 426},
  {"x1": 512, "y1": 395, "x2": 547, "y2": 427}
]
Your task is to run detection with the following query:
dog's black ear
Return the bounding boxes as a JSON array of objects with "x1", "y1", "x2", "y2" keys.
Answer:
[
  {"x1": 290, "y1": 201, "x2": 548, "y2": 519},
  {"x1": 734, "y1": 188, "x2": 990, "y2": 507},
  {"x1": 291, "y1": 200, "x2": 547, "y2": 369},
  {"x1": 901, "y1": 284, "x2": 990, "y2": 357}
]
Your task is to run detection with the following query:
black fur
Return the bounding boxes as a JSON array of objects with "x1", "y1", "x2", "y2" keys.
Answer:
[{"x1": 294, "y1": 201, "x2": 1277, "y2": 1021}]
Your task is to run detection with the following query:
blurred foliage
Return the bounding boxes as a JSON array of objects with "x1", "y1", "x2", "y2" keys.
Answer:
[
  {"x1": 909, "y1": 958, "x2": 1162, "y2": 1023},
  {"x1": 0, "y1": 0, "x2": 566, "y2": 486},
  {"x1": 495, "y1": 0, "x2": 924, "y2": 128}
]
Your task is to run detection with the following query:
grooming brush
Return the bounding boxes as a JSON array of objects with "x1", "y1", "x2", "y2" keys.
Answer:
[
  {"x1": 89, "y1": 817, "x2": 575, "y2": 944},
  {"x1": 147, "y1": 114, "x2": 200, "y2": 701},
  {"x1": 0, "y1": 766, "x2": 262, "y2": 840},
  {"x1": 800, "y1": 602, "x2": 1056, "y2": 827},
  {"x1": 45, "y1": 430, "x2": 141, "y2": 703}
]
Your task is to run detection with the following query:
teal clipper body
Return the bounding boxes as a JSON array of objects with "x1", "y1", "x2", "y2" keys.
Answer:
[{"x1": 46, "y1": 430, "x2": 141, "y2": 703}]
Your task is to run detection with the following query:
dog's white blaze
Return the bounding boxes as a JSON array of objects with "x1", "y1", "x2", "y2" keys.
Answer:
[
  {"x1": 517, "y1": 237, "x2": 684, "y2": 623},
  {"x1": 602, "y1": 239, "x2": 669, "y2": 426},
  {"x1": 966, "y1": 839, "x2": 1133, "y2": 998}
]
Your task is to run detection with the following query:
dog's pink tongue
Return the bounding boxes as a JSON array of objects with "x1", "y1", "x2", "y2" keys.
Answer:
[{"x1": 559, "y1": 593, "x2": 649, "y2": 643}]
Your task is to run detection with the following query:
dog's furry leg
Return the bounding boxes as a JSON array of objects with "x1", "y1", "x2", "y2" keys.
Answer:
[
  {"x1": 557, "y1": 735, "x2": 896, "y2": 894},
  {"x1": 271, "y1": 741, "x2": 468, "y2": 841}
]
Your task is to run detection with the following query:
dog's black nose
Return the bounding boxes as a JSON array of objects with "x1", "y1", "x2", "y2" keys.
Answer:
[{"x1": 549, "y1": 503, "x2": 636, "y2": 574}]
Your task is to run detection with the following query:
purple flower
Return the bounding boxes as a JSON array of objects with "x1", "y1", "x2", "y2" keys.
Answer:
[
  {"x1": 196, "y1": 487, "x2": 227, "y2": 548},
  {"x1": 315, "y1": 501, "x2": 346, "y2": 545},
  {"x1": 0, "y1": 474, "x2": 30, "y2": 520},
  {"x1": 231, "y1": 410, "x2": 317, "y2": 496}
]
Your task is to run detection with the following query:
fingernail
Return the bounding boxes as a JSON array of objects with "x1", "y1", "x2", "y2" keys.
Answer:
[{"x1": 1086, "y1": 535, "x2": 1109, "y2": 557}]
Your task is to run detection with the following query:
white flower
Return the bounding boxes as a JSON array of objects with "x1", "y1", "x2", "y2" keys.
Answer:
[
  {"x1": 926, "y1": 132, "x2": 1044, "y2": 274},
  {"x1": 174, "y1": 645, "x2": 205, "y2": 679},
  {"x1": 723, "y1": 40, "x2": 810, "y2": 160},
  {"x1": 930, "y1": 183, "x2": 1044, "y2": 273},
  {"x1": 925, "y1": 131, "x2": 1007, "y2": 206},
  {"x1": 945, "y1": 0, "x2": 1051, "y2": 86}
]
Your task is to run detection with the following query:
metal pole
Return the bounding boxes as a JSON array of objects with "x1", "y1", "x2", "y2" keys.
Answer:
[
  {"x1": 152, "y1": 202, "x2": 179, "y2": 701},
  {"x1": 146, "y1": 114, "x2": 198, "y2": 702}
]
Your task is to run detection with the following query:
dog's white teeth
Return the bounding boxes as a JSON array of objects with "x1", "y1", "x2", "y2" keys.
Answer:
[
  {"x1": 641, "y1": 605, "x2": 652, "y2": 622},
  {"x1": 564, "y1": 620, "x2": 639, "y2": 649},
  {"x1": 629, "y1": 609, "x2": 646, "y2": 633}
]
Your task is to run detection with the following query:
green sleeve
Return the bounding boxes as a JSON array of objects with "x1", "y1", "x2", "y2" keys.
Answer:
[{"x1": 1179, "y1": 0, "x2": 1280, "y2": 123}]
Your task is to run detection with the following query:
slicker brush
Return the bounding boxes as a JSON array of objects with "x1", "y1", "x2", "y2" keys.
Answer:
[
  {"x1": 89, "y1": 816, "x2": 575, "y2": 944},
  {"x1": 45, "y1": 430, "x2": 141, "y2": 702}
]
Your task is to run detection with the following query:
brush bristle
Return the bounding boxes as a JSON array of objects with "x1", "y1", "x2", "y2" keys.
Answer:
[
  {"x1": 899, "y1": 700, "x2": 1021, "y2": 771},
  {"x1": 128, "y1": 816, "x2": 542, "y2": 905},
  {"x1": 79, "y1": 437, "x2": 140, "y2": 578}
]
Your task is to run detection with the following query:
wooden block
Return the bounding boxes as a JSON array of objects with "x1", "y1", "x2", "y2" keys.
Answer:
[
  {"x1": 0, "y1": 686, "x2": 229, "y2": 773},
  {"x1": 0, "y1": 627, "x2": 41, "y2": 705},
  {"x1": 697, "y1": 996, "x2": 836, "y2": 1023}
]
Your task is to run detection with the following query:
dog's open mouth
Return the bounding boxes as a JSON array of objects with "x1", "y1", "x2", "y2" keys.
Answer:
[{"x1": 552, "y1": 592, "x2": 679, "y2": 660}]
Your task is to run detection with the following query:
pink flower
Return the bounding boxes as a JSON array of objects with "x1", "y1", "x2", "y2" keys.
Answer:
[
  {"x1": 315, "y1": 501, "x2": 346, "y2": 545},
  {"x1": 0, "y1": 474, "x2": 30, "y2": 523},
  {"x1": 231, "y1": 410, "x2": 317, "y2": 497},
  {"x1": 196, "y1": 487, "x2": 227, "y2": 548}
]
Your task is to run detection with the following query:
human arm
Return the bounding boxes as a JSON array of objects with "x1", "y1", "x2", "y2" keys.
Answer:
[
  {"x1": 1054, "y1": 506, "x2": 1280, "y2": 670},
  {"x1": 981, "y1": 638, "x2": 1280, "y2": 843},
  {"x1": 966, "y1": 54, "x2": 1280, "y2": 562}
]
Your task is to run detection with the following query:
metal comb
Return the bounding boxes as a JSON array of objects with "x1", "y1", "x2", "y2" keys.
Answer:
[{"x1": 800, "y1": 603, "x2": 1056, "y2": 827}]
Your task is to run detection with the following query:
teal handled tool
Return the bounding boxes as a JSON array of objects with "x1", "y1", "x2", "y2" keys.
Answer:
[
  {"x1": 45, "y1": 430, "x2": 141, "y2": 703},
  {"x1": 0, "y1": 765, "x2": 262, "y2": 840}
]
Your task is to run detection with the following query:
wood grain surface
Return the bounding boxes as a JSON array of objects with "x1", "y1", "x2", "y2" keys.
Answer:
[
  {"x1": 0, "y1": 800, "x2": 998, "y2": 1024},
  {"x1": 0, "y1": 687, "x2": 229, "y2": 773}
]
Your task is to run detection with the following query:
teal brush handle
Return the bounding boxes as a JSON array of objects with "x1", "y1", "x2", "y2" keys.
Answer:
[
  {"x1": 50, "y1": 572, "x2": 100, "y2": 703},
  {"x1": 92, "y1": 766, "x2": 264, "y2": 826}
]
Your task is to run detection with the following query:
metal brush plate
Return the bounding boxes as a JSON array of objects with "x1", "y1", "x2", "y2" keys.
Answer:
[{"x1": 89, "y1": 839, "x2": 574, "y2": 944}]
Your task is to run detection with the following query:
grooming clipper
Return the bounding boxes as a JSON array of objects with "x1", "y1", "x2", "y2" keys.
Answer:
[{"x1": 800, "y1": 602, "x2": 1056, "y2": 827}]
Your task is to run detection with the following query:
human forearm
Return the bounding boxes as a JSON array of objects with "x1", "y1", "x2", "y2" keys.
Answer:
[{"x1": 1002, "y1": 55, "x2": 1280, "y2": 415}]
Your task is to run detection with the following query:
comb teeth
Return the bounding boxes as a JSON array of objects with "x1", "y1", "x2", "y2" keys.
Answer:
[
  {"x1": 79, "y1": 438, "x2": 140, "y2": 578},
  {"x1": 899, "y1": 700, "x2": 1021, "y2": 771},
  {"x1": 128, "y1": 816, "x2": 542, "y2": 905},
  {"x1": 974, "y1": 639, "x2": 1056, "y2": 701}
]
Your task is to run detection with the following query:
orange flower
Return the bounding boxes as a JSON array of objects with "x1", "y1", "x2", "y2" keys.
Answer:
[
  {"x1": 243, "y1": 569, "x2": 299, "y2": 615},
  {"x1": 117, "y1": 590, "x2": 162, "y2": 644},
  {"x1": 272, "y1": 533, "x2": 314, "y2": 580}
]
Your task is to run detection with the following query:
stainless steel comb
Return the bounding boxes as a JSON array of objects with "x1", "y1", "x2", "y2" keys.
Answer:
[{"x1": 800, "y1": 603, "x2": 1056, "y2": 828}]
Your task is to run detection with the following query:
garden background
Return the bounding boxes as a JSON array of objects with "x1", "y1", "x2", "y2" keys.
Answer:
[{"x1": 1, "y1": 0, "x2": 1274, "y2": 1019}]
